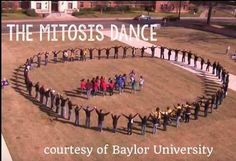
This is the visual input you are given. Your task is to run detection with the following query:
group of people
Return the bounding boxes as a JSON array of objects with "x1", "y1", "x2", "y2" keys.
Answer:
[
  {"x1": 21, "y1": 44, "x2": 230, "y2": 135},
  {"x1": 79, "y1": 70, "x2": 145, "y2": 99}
]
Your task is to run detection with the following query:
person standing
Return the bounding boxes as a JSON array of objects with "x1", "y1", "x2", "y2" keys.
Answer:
[
  {"x1": 141, "y1": 46, "x2": 147, "y2": 57},
  {"x1": 204, "y1": 98, "x2": 210, "y2": 117},
  {"x1": 122, "y1": 46, "x2": 128, "y2": 58},
  {"x1": 74, "y1": 105, "x2": 82, "y2": 126},
  {"x1": 187, "y1": 51, "x2": 192, "y2": 65},
  {"x1": 105, "y1": 48, "x2": 111, "y2": 59},
  {"x1": 88, "y1": 48, "x2": 95, "y2": 60},
  {"x1": 148, "y1": 113, "x2": 159, "y2": 134},
  {"x1": 95, "y1": 108, "x2": 110, "y2": 132},
  {"x1": 139, "y1": 76, "x2": 144, "y2": 91},
  {"x1": 206, "y1": 59, "x2": 211, "y2": 72},
  {"x1": 34, "y1": 82, "x2": 40, "y2": 99},
  {"x1": 150, "y1": 45, "x2": 156, "y2": 58},
  {"x1": 194, "y1": 101, "x2": 200, "y2": 120},
  {"x1": 160, "y1": 46, "x2": 165, "y2": 59},
  {"x1": 67, "y1": 99, "x2": 74, "y2": 120},
  {"x1": 39, "y1": 85, "x2": 45, "y2": 104},
  {"x1": 174, "y1": 104, "x2": 182, "y2": 128},
  {"x1": 37, "y1": 53, "x2": 41, "y2": 68},
  {"x1": 200, "y1": 57, "x2": 205, "y2": 70},
  {"x1": 167, "y1": 48, "x2": 172, "y2": 61},
  {"x1": 83, "y1": 106, "x2": 94, "y2": 128},
  {"x1": 122, "y1": 113, "x2": 138, "y2": 135},
  {"x1": 44, "y1": 88, "x2": 51, "y2": 107},
  {"x1": 139, "y1": 114, "x2": 148, "y2": 135},
  {"x1": 111, "y1": 114, "x2": 121, "y2": 133},
  {"x1": 181, "y1": 50, "x2": 186, "y2": 63},
  {"x1": 85, "y1": 79, "x2": 92, "y2": 99},
  {"x1": 55, "y1": 93, "x2": 60, "y2": 114},
  {"x1": 194, "y1": 54, "x2": 198, "y2": 68},
  {"x1": 27, "y1": 80, "x2": 33, "y2": 96},
  {"x1": 53, "y1": 51, "x2": 58, "y2": 63},
  {"x1": 60, "y1": 96, "x2": 69, "y2": 119},
  {"x1": 174, "y1": 49, "x2": 179, "y2": 61},
  {"x1": 50, "y1": 90, "x2": 56, "y2": 109},
  {"x1": 45, "y1": 52, "x2": 49, "y2": 65}
]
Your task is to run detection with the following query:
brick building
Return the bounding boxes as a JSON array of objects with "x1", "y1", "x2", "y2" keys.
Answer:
[{"x1": 2, "y1": 1, "x2": 190, "y2": 13}]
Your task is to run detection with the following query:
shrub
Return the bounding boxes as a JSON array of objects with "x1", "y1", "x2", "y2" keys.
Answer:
[{"x1": 24, "y1": 9, "x2": 38, "y2": 17}]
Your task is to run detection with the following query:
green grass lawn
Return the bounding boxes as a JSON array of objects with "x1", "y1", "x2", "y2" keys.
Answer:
[{"x1": 2, "y1": 12, "x2": 41, "y2": 20}]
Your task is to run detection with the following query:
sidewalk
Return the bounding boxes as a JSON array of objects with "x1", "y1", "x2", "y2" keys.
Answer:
[{"x1": 2, "y1": 16, "x2": 235, "y2": 23}]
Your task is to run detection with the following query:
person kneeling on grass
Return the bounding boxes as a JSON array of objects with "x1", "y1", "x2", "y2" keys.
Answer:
[{"x1": 95, "y1": 107, "x2": 110, "y2": 132}]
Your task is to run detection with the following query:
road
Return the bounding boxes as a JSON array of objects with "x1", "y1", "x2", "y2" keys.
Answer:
[{"x1": 2, "y1": 18, "x2": 236, "y2": 34}]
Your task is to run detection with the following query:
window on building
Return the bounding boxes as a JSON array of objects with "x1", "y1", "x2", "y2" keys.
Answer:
[
  {"x1": 80, "y1": 2, "x2": 84, "y2": 8},
  {"x1": 36, "y1": 3, "x2": 41, "y2": 9},
  {"x1": 68, "y1": 2, "x2": 73, "y2": 9}
]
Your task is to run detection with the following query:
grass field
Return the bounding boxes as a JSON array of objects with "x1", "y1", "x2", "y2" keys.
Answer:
[{"x1": 2, "y1": 28, "x2": 236, "y2": 161}]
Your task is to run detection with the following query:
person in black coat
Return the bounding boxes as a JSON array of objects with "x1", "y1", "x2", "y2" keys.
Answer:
[
  {"x1": 74, "y1": 105, "x2": 82, "y2": 126},
  {"x1": 44, "y1": 88, "x2": 51, "y2": 107},
  {"x1": 194, "y1": 101, "x2": 200, "y2": 120},
  {"x1": 148, "y1": 113, "x2": 159, "y2": 134},
  {"x1": 111, "y1": 114, "x2": 121, "y2": 133},
  {"x1": 95, "y1": 107, "x2": 110, "y2": 132},
  {"x1": 174, "y1": 49, "x2": 180, "y2": 61},
  {"x1": 39, "y1": 85, "x2": 45, "y2": 104},
  {"x1": 55, "y1": 94, "x2": 60, "y2": 113},
  {"x1": 139, "y1": 114, "x2": 149, "y2": 135},
  {"x1": 141, "y1": 46, "x2": 147, "y2": 57},
  {"x1": 26, "y1": 80, "x2": 33, "y2": 96},
  {"x1": 122, "y1": 113, "x2": 138, "y2": 135},
  {"x1": 83, "y1": 106, "x2": 94, "y2": 128},
  {"x1": 34, "y1": 82, "x2": 40, "y2": 99}
]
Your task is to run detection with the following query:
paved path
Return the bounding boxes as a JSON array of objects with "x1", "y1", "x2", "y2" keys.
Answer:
[
  {"x1": 102, "y1": 30, "x2": 236, "y2": 91},
  {"x1": 2, "y1": 135, "x2": 13, "y2": 161}
]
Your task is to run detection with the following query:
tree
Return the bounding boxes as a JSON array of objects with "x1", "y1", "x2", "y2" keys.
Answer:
[{"x1": 207, "y1": 2, "x2": 213, "y2": 25}]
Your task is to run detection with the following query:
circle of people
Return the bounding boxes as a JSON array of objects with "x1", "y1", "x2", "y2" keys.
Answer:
[{"x1": 23, "y1": 45, "x2": 229, "y2": 135}]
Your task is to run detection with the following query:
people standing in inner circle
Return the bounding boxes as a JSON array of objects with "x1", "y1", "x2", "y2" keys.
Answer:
[
  {"x1": 53, "y1": 51, "x2": 58, "y2": 63},
  {"x1": 139, "y1": 76, "x2": 144, "y2": 91},
  {"x1": 83, "y1": 106, "x2": 94, "y2": 128},
  {"x1": 111, "y1": 114, "x2": 121, "y2": 133},
  {"x1": 95, "y1": 107, "x2": 110, "y2": 132},
  {"x1": 74, "y1": 105, "x2": 82, "y2": 126},
  {"x1": 194, "y1": 101, "x2": 200, "y2": 120},
  {"x1": 131, "y1": 47, "x2": 137, "y2": 57},
  {"x1": 212, "y1": 61, "x2": 217, "y2": 75},
  {"x1": 122, "y1": 113, "x2": 138, "y2": 135}
]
